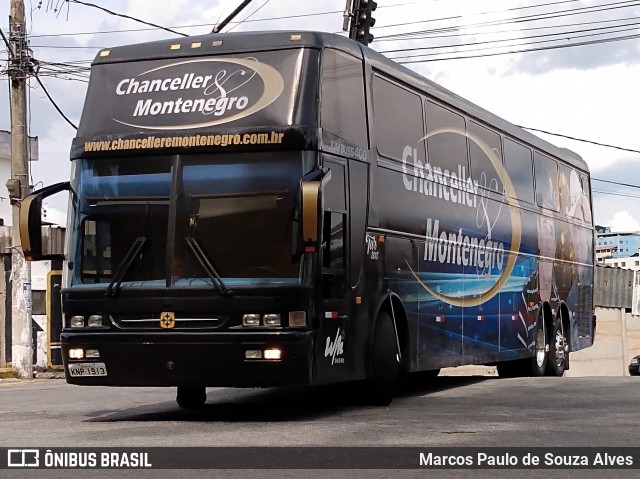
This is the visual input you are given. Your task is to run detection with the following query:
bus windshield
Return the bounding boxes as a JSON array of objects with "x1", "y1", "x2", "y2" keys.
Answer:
[{"x1": 71, "y1": 152, "x2": 308, "y2": 289}]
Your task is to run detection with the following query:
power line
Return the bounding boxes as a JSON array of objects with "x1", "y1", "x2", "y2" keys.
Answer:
[
  {"x1": 380, "y1": 20, "x2": 640, "y2": 56},
  {"x1": 374, "y1": 0, "x2": 584, "y2": 34},
  {"x1": 377, "y1": 13, "x2": 640, "y2": 45},
  {"x1": 388, "y1": 26, "x2": 640, "y2": 62},
  {"x1": 227, "y1": 0, "x2": 272, "y2": 33},
  {"x1": 592, "y1": 189, "x2": 640, "y2": 198},
  {"x1": 67, "y1": 0, "x2": 188, "y2": 37},
  {"x1": 396, "y1": 31, "x2": 640, "y2": 62},
  {"x1": 593, "y1": 178, "x2": 640, "y2": 189},
  {"x1": 29, "y1": 1, "x2": 421, "y2": 39},
  {"x1": 374, "y1": 0, "x2": 640, "y2": 41},
  {"x1": 32, "y1": 74, "x2": 78, "y2": 129},
  {"x1": 518, "y1": 126, "x2": 640, "y2": 155},
  {"x1": 212, "y1": 0, "x2": 257, "y2": 33}
]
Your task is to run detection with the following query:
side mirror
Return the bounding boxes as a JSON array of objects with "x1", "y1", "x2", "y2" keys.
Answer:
[
  {"x1": 300, "y1": 169, "x2": 331, "y2": 253},
  {"x1": 19, "y1": 182, "x2": 70, "y2": 261},
  {"x1": 301, "y1": 181, "x2": 322, "y2": 252}
]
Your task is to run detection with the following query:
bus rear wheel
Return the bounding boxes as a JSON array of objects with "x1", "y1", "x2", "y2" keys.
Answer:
[
  {"x1": 365, "y1": 311, "x2": 399, "y2": 406},
  {"x1": 545, "y1": 318, "x2": 568, "y2": 376},
  {"x1": 176, "y1": 386, "x2": 207, "y2": 409},
  {"x1": 531, "y1": 313, "x2": 548, "y2": 377}
]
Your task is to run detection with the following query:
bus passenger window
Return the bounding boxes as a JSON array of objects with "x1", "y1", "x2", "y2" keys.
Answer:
[
  {"x1": 424, "y1": 101, "x2": 468, "y2": 173},
  {"x1": 372, "y1": 76, "x2": 426, "y2": 165},
  {"x1": 534, "y1": 152, "x2": 559, "y2": 211},
  {"x1": 504, "y1": 139, "x2": 534, "y2": 204},
  {"x1": 468, "y1": 122, "x2": 503, "y2": 196},
  {"x1": 581, "y1": 174, "x2": 592, "y2": 224}
]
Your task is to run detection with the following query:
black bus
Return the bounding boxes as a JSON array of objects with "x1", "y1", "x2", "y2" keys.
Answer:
[{"x1": 20, "y1": 31, "x2": 595, "y2": 407}]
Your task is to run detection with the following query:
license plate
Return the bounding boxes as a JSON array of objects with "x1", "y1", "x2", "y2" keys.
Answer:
[{"x1": 68, "y1": 362, "x2": 107, "y2": 377}]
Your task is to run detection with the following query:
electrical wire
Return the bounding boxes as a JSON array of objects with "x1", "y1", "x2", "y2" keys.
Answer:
[
  {"x1": 374, "y1": 0, "x2": 640, "y2": 41},
  {"x1": 380, "y1": 19, "x2": 640, "y2": 55},
  {"x1": 32, "y1": 74, "x2": 78, "y2": 129},
  {"x1": 593, "y1": 179, "x2": 640, "y2": 189},
  {"x1": 28, "y1": 1, "x2": 423, "y2": 39},
  {"x1": 519, "y1": 127, "x2": 640, "y2": 155},
  {"x1": 67, "y1": 0, "x2": 188, "y2": 37},
  {"x1": 226, "y1": 0, "x2": 275, "y2": 33},
  {"x1": 396, "y1": 31, "x2": 640, "y2": 63}
]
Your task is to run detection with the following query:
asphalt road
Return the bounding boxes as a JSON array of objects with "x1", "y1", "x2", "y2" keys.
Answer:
[{"x1": 2, "y1": 374, "x2": 640, "y2": 478}]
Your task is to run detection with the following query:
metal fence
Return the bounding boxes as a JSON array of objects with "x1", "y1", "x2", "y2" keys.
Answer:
[{"x1": 595, "y1": 265, "x2": 634, "y2": 310}]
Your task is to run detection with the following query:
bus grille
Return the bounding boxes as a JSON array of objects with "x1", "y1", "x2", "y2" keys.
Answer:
[{"x1": 109, "y1": 313, "x2": 229, "y2": 330}]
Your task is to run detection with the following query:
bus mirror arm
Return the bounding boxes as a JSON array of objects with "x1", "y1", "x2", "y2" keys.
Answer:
[
  {"x1": 19, "y1": 181, "x2": 70, "y2": 261},
  {"x1": 300, "y1": 170, "x2": 331, "y2": 253}
]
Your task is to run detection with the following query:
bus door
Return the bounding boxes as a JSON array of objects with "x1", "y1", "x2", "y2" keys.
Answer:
[{"x1": 316, "y1": 157, "x2": 351, "y2": 382}]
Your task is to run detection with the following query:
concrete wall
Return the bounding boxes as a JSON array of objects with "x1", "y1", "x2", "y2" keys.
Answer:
[{"x1": 566, "y1": 307, "x2": 640, "y2": 377}]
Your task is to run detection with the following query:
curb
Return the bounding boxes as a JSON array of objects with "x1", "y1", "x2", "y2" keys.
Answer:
[
  {"x1": 0, "y1": 368, "x2": 18, "y2": 379},
  {"x1": 35, "y1": 371, "x2": 66, "y2": 379},
  {"x1": 0, "y1": 369, "x2": 66, "y2": 380}
]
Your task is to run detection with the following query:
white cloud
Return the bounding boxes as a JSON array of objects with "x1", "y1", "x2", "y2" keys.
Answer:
[{"x1": 607, "y1": 211, "x2": 640, "y2": 233}]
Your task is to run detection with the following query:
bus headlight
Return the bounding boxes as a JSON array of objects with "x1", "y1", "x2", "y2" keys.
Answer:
[
  {"x1": 242, "y1": 314, "x2": 261, "y2": 327},
  {"x1": 263, "y1": 314, "x2": 281, "y2": 327},
  {"x1": 70, "y1": 316, "x2": 85, "y2": 328},
  {"x1": 88, "y1": 315, "x2": 103, "y2": 327}
]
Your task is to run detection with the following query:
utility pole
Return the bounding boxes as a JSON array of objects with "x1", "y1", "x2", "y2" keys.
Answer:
[{"x1": 7, "y1": 0, "x2": 33, "y2": 378}]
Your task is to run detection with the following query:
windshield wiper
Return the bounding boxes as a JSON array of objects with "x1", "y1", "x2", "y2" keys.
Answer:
[
  {"x1": 185, "y1": 237, "x2": 232, "y2": 296},
  {"x1": 105, "y1": 237, "x2": 147, "y2": 297}
]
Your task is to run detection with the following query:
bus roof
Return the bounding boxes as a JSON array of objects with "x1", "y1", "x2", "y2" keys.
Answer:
[{"x1": 92, "y1": 30, "x2": 588, "y2": 173}]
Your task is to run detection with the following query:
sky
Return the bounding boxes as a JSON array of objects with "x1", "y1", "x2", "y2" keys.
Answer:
[{"x1": 1, "y1": 0, "x2": 639, "y2": 231}]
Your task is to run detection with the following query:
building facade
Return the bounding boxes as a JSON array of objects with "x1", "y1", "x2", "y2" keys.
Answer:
[{"x1": 596, "y1": 226, "x2": 640, "y2": 260}]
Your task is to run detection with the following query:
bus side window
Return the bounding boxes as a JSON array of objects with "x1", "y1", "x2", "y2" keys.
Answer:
[
  {"x1": 468, "y1": 121, "x2": 503, "y2": 197},
  {"x1": 372, "y1": 75, "x2": 426, "y2": 165},
  {"x1": 321, "y1": 49, "x2": 368, "y2": 149},
  {"x1": 581, "y1": 174, "x2": 593, "y2": 224},
  {"x1": 424, "y1": 100, "x2": 468, "y2": 173},
  {"x1": 534, "y1": 152, "x2": 559, "y2": 211},
  {"x1": 504, "y1": 139, "x2": 535, "y2": 204}
]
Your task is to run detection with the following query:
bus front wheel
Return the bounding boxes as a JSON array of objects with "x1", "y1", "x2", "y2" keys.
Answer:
[
  {"x1": 176, "y1": 386, "x2": 207, "y2": 409},
  {"x1": 365, "y1": 311, "x2": 399, "y2": 406}
]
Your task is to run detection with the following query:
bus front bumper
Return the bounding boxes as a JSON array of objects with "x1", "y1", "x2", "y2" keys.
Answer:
[{"x1": 61, "y1": 331, "x2": 314, "y2": 387}]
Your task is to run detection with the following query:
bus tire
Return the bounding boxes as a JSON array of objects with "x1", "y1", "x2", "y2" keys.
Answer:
[
  {"x1": 545, "y1": 318, "x2": 568, "y2": 377},
  {"x1": 176, "y1": 386, "x2": 207, "y2": 409},
  {"x1": 531, "y1": 313, "x2": 548, "y2": 377},
  {"x1": 366, "y1": 311, "x2": 398, "y2": 406}
]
